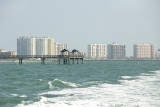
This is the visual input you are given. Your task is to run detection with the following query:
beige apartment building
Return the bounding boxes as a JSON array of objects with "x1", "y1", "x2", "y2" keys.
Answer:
[{"x1": 133, "y1": 43, "x2": 155, "y2": 59}]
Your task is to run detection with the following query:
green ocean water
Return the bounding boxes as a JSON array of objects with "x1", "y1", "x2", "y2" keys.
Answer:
[{"x1": 0, "y1": 61, "x2": 160, "y2": 107}]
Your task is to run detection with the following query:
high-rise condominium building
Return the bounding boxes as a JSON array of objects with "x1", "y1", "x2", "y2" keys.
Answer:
[
  {"x1": 17, "y1": 37, "x2": 36, "y2": 55},
  {"x1": 133, "y1": 43, "x2": 155, "y2": 59},
  {"x1": 36, "y1": 37, "x2": 54, "y2": 55},
  {"x1": 17, "y1": 36, "x2": 54, "y2": 55},
  {"x1": 107, "y1": 43, "x2": 126, "y2": 59},
  {"x1": 88, "y1": 44, "x2": 106, "y2": 60},
  {"x1": 54, "y1": 43, "x2": 68, "y2": 55}
]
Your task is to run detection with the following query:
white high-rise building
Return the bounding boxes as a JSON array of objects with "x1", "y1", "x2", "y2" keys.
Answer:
[
  {"x1": 88, "y1": 44, "x2": 106, "y2": 60},
  {"x1": 36, "y1": 37, "x2": 54, "y2": 55},
  {"x1": 133, "y1": 43, "x2": 155, "y2": 59},
  {"x1": 17, "y1": 37, "x2": 36, "y2": 55},
  {"x1": 54, "y1": 43, "x2": 68, "y2": 55},
  {"x1": 17, "y1": 36, "x2": 54, "y2": 55},
  {"x1": 107, "y1": 43, "x2": 126, "y2": 59}
]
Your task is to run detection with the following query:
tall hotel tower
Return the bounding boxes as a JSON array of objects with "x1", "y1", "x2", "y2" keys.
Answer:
[
  {"x1": 133, "y1": 43, "x2": 155, "y2": 59},
  {"x1": 107, "y1": 43, "x2": 126, "y2": 59},
  {"x1": 88, "y1": 44, "x2": 106, "y2": 60},
  {"x1": 17, "y1": 36, "x2": 54, "y2": 55}
]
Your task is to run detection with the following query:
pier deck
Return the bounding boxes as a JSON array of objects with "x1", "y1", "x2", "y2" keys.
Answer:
[{"x1": 0, "y1": 55, "x2": 84, "y2": 65}]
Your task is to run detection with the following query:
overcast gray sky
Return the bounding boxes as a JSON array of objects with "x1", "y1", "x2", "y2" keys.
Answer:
[{"x1": 0, "y1": 0, "x2": 160, "y2": 56}]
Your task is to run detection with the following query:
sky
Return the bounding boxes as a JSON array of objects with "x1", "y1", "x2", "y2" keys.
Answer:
[{"x1": 0, "y1": 0, "x2": 160, "y2": 56}]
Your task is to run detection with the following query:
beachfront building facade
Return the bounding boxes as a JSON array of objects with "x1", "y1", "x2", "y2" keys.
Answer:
[
  {"x1": 17, "y1": 36, "x2": 54, "y2": 55},
  {"x1": 54, "y1": 43, "x2": 68, "y2": 55},
  {"x1": 88, "y1": 44, "x2": 106, "y2": 60},
  {"x1": 133, "y1": 43, "x2": 155, "y2": 59},
  {"x1": 107, "y1": 43, "x2": 126, "y2": 59}
]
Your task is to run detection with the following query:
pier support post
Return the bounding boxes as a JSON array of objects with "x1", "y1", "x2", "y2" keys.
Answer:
[
  {"x1": 63, "y1": 59, "x2": 66, "y2": 64},
  {"x1": 18, "y1": 58, "x2": 23, "y2": 65},
  {"x1": 58, "y1": 58, "x2": 60, "y2": 64},
  {"x1": 68, "y1": 58, "x2": 70, "y2": 64},
  {"x1": 72, "y1": 58, "x2": 74, "y2": 64},
  {"x1": 41, "y1": 58, "x2": 45, "y2": 64},
  {"x1": 82, "y1": 58, "x2": 83, "y2": 64},
  {"x1": 77, "y1": 58, "x2": 78, "y2": 64},
  {"x1": 66, "y1": 59, "x2": 68, "y2": 64}
]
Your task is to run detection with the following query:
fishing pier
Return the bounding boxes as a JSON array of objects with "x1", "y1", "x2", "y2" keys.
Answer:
[{"x1": 0, "y1": 49, "x2": 84, "y2": 65}]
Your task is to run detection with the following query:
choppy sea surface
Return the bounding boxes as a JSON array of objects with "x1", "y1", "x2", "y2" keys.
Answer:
[{"x1": 0, "y1": 61, "x2": 160, "y2": 107}]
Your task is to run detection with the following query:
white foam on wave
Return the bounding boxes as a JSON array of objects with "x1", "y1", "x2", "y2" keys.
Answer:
[
  {"x1": 16, "y1": 70, "x2": 160, "y2": 107},
  {"x1": 48, "y1": 79, "x2": 81, "y2": 89},
  {"x1": 38, "y1": 79, "x2": 43, "y2": 81},
  {"x1": 48, "y1": 81, "x2": 54, "y2": 89},
  {"x1": 20, "y1": 95, "x2": 27, "y2": 98},
  {"x1": 121, "y1": 76, "x2": 132, "y2": 79},
  {"x1": 11, "y1": 94, "x2": 27, "y2": 98},
  {"x1": 11, "y1": 94, "x2": 19, "y2": 97}
]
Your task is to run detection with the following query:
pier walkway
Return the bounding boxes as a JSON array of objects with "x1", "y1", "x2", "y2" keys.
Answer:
[{"x1": 0, "y1": 55, "x2": 84, "y2": 65}]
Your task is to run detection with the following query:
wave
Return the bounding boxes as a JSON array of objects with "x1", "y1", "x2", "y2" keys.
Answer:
[
  {"x1": 11, "y1": 94, "x2": 19, "y2": 97},
  {"x1": 16, "y1": 70, "x2": 160, "y2": 107},
  {"x1": 48, "y1": 79, "x2": 81, "y2": 89},
  {"x1": 20, "y1": 95, "x2": 27, "y2": 98},
  {"x1": 121, "y1": 76, "x2": 132, "y2": 79},
  {"x1": 11, "y1": 94, "x2": 27, "y2": 98},
  {"x1": 38, "y1": 79, "x2": 43, "y2": 81}
]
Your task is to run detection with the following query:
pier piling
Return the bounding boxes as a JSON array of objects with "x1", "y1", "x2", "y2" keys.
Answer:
[
  {"x1": 41, "y1": 58, "x2": 45, "y2": 64},
  {"x1": 18, "y1": 58, "x2": 23, "y2": 65}
]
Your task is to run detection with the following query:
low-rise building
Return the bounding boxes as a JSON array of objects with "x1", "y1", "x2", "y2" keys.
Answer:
[
  {"x1": 0, "y1": 49, "x2": 7, "y2": 53},
  {"x1": 0, "y1": 51, "x2": 17, "y2": 56}
]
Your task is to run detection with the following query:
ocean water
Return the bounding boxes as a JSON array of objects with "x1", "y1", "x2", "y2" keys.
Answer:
[{"x1": 0, "y1": 61, "x2": 160, "y2": 107}]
